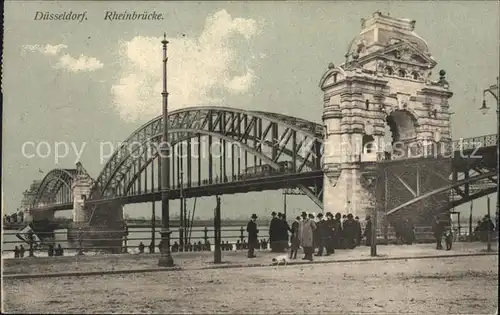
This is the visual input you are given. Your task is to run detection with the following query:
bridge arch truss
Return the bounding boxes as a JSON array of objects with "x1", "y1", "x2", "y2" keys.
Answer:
[
  {"x1": 31, "y1": 169, "x2": 77, "y2": 209},
  {"x1": 91, "y1": 106, "x2": 325, "y2": 207}
]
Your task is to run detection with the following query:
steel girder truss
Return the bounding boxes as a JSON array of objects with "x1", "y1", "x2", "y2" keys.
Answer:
[
  {"x1": 378, "y1": 157, "x2": 452, "y2": 216},
  {"x1": 384, "y1": 142, "x2": 498, "y2": 216},
  {"x1": 91, "y1": 106, "x2": 324, "y2": 207},
  {"x1": 449, "y1": 148, "x2": 498, "y2": 205},
  {"x1": 387, "y1": 170, "x2": 497, "y2": 216}
]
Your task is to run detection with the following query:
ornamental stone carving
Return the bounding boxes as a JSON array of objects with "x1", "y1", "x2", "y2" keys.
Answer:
[{"x1": 396, "y1": 93, "x2": 411, "y2": 110}]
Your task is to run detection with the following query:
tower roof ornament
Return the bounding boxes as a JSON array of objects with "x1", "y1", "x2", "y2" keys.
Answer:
[{"x1": 345, "y1": 12, "x2": 430, "y2": 64}]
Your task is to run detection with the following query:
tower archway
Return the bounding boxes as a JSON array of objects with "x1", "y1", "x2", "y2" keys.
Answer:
[{"x1": 385, "y1": 110, "x2": 418, "y2": 159}]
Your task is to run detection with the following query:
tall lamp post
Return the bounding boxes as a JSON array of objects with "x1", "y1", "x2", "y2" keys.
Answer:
[
  {"x1": 158, "y1": 33, "x2": 174, "y2": 267},
  {"x1": 480, "y1": 76, "x2": 499, "y2": 251}
]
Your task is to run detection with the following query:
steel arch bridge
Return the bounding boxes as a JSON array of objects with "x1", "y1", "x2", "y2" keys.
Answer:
[
  {"x1": 27, "y1": 106, "x2": 498, "y2": 219},
  {"x1": 30, "y1": 106, "x2": 325, "y2": 211}
]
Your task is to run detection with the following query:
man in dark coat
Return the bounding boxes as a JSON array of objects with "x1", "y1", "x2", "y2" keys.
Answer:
[
  {"x1": 334, "y1": 212, "x2": 343, "y2": 249},
  {"x1": 354, "y1": 216, "x2": 362, "y2": 246},
  {"x1": 289, "y1": 216, "x2": 301, "y2": 259},
  {"x1": 394, "y1": 218, "x2": 406, "y2": 245},
  {"x1": 275, "y1": 212, "x2": 287, "y2": 252},
  {"x1": 247, "y1": 213, "x2": 259, "y2": 258},
  {"x1": 315, "y1": 213, "x2": 331, "y2": 256},
  {"x1": 269, "y1": 212, "x2": 279, "y2": 252},
  {"x1": 343, "y1": 214, "x2": 356, "y2": 249},
  {"x1": 402, "y1": 219, "x2": 415, "y2": 245},
  {"x1": 432, "y1": 216, "x2": 446, "y2": 249},
  {"x1": 325, "y1": 212, "x2": 336, "y2": 254},
  {"x1": 364, "y1": 216, "x2": 372, "y2": 246}
]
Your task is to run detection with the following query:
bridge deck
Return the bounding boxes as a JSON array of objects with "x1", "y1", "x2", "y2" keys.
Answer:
[{"x1": 30, "y1": 170, "x2": 323, "y2": 211}]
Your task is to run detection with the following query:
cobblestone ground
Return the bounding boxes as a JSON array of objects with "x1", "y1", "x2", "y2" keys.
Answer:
[{"x1": 2, "y1": 255, "x2": 498, "y2": 314}]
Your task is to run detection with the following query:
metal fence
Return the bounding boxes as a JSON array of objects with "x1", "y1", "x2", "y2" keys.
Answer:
[{"x1": 3, "y1": 224, "x2": 490, "y2": 257}]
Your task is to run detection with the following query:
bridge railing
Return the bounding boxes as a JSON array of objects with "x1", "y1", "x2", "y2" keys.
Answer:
[
  {"x1": 3, "y1": 225, "x2": 492, "y2": 257},
  {"x1": 451, "y1": 134, "x2": 498, "y2": 152}
]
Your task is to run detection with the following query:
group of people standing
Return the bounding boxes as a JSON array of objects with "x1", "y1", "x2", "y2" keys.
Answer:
[
  {"x1": 268, "y1": 212, "x2": 291, "y2": 252},
  {"x1": 246, "y1": 211, "x2": 373, "y2": 260},
  {"x1": 13, "y1": 243, "x2": 64, "y2": 258},
  {"x1": 288, "y1": 212, "x2": 373, "y2": 261}
]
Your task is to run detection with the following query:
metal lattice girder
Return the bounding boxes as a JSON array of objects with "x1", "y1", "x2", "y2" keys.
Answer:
[
  {"x1": 387, "y1": 171, "x2": 497, "y2": 216},
  {"x1": 91, "y1": 106, "x2": 325, "y2": 206},
  {"x1": 383, "y1": 140, "x2": 498, "y2": 216}
]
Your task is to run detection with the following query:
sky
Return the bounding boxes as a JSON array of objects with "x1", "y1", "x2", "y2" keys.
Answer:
[{"x1": 2, "y1": 1, "x2": 499, "y2": 220}]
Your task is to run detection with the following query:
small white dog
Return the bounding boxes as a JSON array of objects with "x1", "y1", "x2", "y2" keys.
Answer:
[{"x1": 272, "y1": 254, "x2": 289, "y2": 266}]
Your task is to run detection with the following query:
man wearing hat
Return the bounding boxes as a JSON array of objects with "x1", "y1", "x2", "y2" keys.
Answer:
[
  {"x1": 298, "y1": 212, "x2": 317, "y2": 261},
  {"x1": 432, "y1": 215, "x2": 446, "y2": 249},
  {"x1": 354, "y1": 216, "x2": 362, "y2": 246},
  {"x1": 334, "y1": 212, "x2": 343, "y2": 249},
  {"x1": 344, "y1": 214, "x2": 356, "y2": 249},
  {"x1": 315, "y1": 213, "x2": 330, "y2": 256},
  {"x1": 269, "y1": 211, "x2": 279, "y2": 252},
  {"x1": 289, "y1": 216, "x2": 301, "y2": 259},
  {"x1": 363, "y1": 216, "x2": 372, "y2": 246},
  {"x1": 276, "y1": 212, "x2": 290, "y2": 252},
  {"x1": 247, "y1": 214, "x2": 259, "y2": 258},
  {"x1": 325, "y1": 212, "x2": 336, "y2": 255}
]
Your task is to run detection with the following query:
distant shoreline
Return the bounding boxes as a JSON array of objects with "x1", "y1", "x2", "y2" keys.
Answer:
[
  {"x1": 2, "y1": 217, "x2": 482, "y2": 232},
  {"x1": 2, "y1": 219, "x2": 272, "y2": 231}
]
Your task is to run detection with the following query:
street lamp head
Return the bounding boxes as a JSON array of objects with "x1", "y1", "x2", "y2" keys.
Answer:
[
  {"x1": 480, "y1": 99, "x2": 489, "y2": 115},
  {"x1": 161, "y1": 32, "x2": 169, "y2": 45}
]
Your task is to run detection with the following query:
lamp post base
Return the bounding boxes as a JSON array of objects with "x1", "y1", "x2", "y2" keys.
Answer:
[
  {"x1": 158, "y1": 254, "x2": 175, "y2": 267},
  {"x1": 157, "y1": 229, "x2": 175, "y2": 267}
]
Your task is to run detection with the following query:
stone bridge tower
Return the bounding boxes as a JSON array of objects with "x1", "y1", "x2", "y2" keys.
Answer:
[
  {"x1": 72, "y1": 174, "x2": 92, "y2": 224},
  {"x1": 320, "y1": 12, "x2": 453, "y2": 220}
]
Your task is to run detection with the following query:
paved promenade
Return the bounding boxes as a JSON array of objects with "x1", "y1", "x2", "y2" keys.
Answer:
[
  {"x1": 3, "y1": 242, "x2": 497, "y2": 277},
  {"x1": 3, "y1": 254, "x2": 498, "y2": 314}
]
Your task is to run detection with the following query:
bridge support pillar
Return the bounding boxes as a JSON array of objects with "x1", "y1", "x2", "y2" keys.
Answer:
[
  {"x1": 67, "y1": 202, "x2": 124, "y2": 254},
  {"x1": 26, "y1": 208, "x2": 55, "y2": 223},
  {"x1": 323, "y1": 165, "x2": 376, "y2": 219},
  {"x1": 72, "y1": 174, "x2": 92, "y2": 224}
]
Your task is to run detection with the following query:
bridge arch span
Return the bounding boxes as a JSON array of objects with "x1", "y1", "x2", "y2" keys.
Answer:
[
  {"x1": 91, "y1": 106, "x2": 325, "y2": 206},
  {"x1": 32, "y1": 168, "x2": 79, "y2": 208}
]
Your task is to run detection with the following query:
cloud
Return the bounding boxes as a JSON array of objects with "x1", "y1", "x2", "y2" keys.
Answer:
[
  {"x1": 55, "y1": 54, "x2": 104, "y2": 72},
  {"x1": 111, "y1": 9, "x2": 263, "y2": 122},
  {"x1": 22, "y1": 44, "x2": 68, "y2": 56},
  {"x1": 22, "y1": 43, "x2": 103, "y2": 73},
  {"x1": 226, "y1": 69, "x2": 256, "y2": 94}
]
